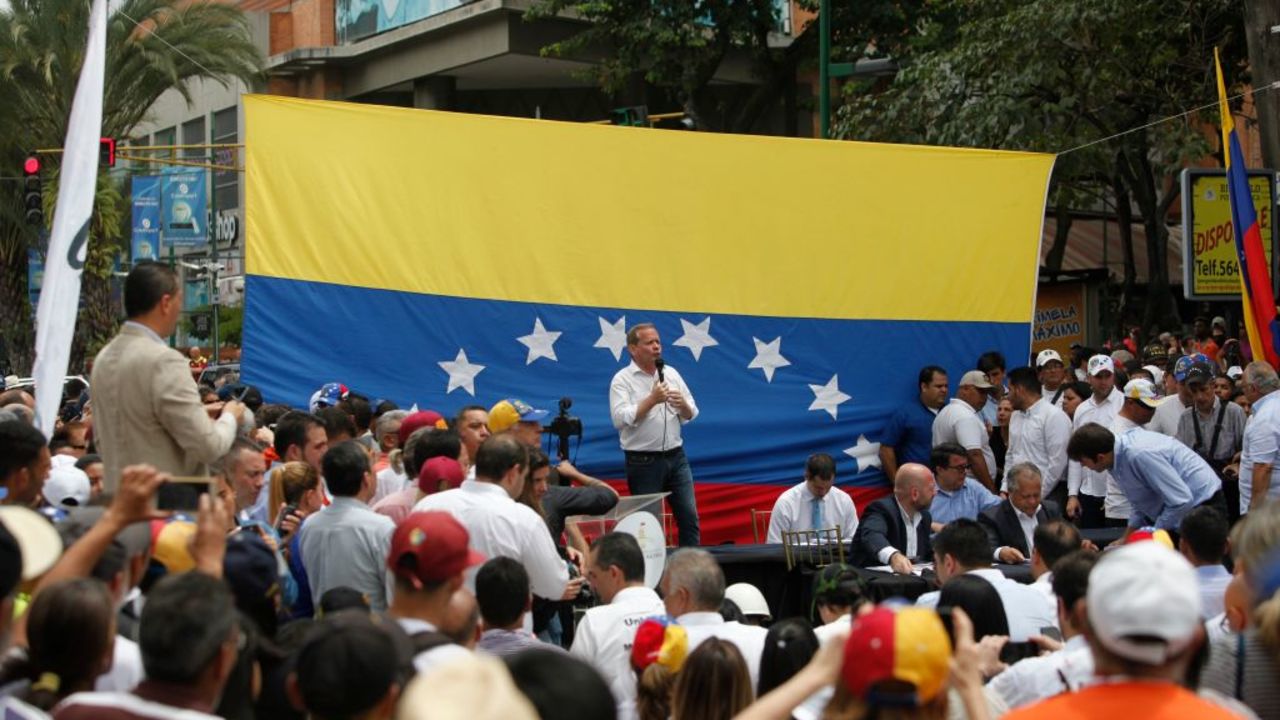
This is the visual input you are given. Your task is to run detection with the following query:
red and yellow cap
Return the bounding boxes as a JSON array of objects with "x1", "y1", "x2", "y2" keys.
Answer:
[
  {"x1": 630, "y1": 617, "x2": 688, "y2": 674},
  {"x1": 841, "y1": 605, "x2": 951, "y2": 706}
]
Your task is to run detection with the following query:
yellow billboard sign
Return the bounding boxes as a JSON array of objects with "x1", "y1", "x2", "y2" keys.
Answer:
[{"x1": 1182, "y1": 169, "x2": 1276, "y2": 299}]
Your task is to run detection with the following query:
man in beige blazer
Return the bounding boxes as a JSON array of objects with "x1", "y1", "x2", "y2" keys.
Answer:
[{"x1": 91, "y1": 262, "x2": 245, "y2": 494}]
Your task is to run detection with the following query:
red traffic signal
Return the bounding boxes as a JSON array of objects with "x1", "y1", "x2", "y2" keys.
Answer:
[
  {"x1": 100, "y1": 137, "x2": 115, "y2": 167},
  {"x1": 22, "y1": 155, "x2": 42, "y2": 226},
  {"x1": 23, "y1": 156, "x2": 40, "y2": 175}
]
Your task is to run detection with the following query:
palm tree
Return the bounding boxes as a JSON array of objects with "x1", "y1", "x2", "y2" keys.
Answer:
[{"x1": 0, "y1": 0, "x2": 262, "y2": 373}]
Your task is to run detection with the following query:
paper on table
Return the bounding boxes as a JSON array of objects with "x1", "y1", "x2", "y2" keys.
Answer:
[{"x1": 866, "y1": 562, "x2": 934, "y2": 576}]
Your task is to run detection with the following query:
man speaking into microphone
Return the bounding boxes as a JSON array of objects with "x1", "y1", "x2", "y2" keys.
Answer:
[{"x1": 609, "y1": 323, "x2": 701, "y2": 546}]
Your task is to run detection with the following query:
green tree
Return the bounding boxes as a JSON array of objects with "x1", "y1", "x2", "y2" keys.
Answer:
[
  {"x1": 527, "y1": 0, "x2": 928, "y2": 133},
  {"x1": 833, "y1": 0, "x2": 1247, "y2": 336},
  {"x1": 0, "y1": 0, "x2": 262, "y2": 373}
]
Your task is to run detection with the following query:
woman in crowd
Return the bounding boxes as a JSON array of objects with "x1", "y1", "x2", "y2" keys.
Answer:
[
  {"x1": 632, "y1": 618, "x2": 688, "y2": 720},
  {"x1": 990, "y1": 397, "x2": 1013, "y2": 480},
  {"x1": 2, "y1": 578, "x2": 115, "y2": 712},
  {"x1": 671, "y1": 637, "x2": 754, "y2": 720},
  {"x1": 757, "y1": 619, "x2": 819, "y2": 697},
  {"x1": 1058, "y1": 381, "x2": 1091, "y2": 421},
  {"x1": 267, "y1": 461, "x2": 325, "y2": 528}
]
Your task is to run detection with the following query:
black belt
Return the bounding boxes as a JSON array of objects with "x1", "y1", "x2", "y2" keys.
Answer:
[{"x1": 625, "y1": 447, "x2": 685, "y2": 459}]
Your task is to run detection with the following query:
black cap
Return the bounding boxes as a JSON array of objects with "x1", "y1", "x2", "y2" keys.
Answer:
[{"x1": 1185, "y1": 362, "x2": 1216, "y2": 386}]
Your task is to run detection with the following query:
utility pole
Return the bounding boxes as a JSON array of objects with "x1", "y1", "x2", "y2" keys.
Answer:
[{"x1": 1242, "y1": 0, "x2": 1280, "y2": 172}]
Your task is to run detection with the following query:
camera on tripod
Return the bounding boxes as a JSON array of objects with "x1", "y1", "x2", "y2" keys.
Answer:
[{"x1": 544, "y1": 396, "x2": 583, "y2": 461}]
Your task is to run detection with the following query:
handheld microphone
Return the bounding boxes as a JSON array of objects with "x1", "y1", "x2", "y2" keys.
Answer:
[{"x1": 655, "y1": 358, "x2": 665, "y2": 383}]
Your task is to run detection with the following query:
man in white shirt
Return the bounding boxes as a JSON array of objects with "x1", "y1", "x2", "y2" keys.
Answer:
[
  {"x1": 850, "y1": 463, "x2": 936, "y2": 574},
  {"x1": 766, "y1": 453, "x2": 859, "y2": 542},
  {"x1": 989, "y1": 550, "x2": 1098, "y2": 708},
  {"x1": 1037, "y1": 349, "x2": 1069, "y2": 408},
  {"x1": 609, "y1": 323, "x2": 701, "y2": 546},
  {"x1": 1240, "y1": 361, "x2": 1280, "y2": 515},
  {"x1": 385, "y1": 510, "x2": 483, "y2": 673},
  {"x1": 415, "y1": 434, "x2": 580, "y2": 621},
  {"x1": 1026, "y1": 519, "x2": 1084, "y2": 605},
  {"x1": 916, "y1": 518, "x2": 1057, "y2": 641},
  {"x1": 1177, "y1": 505, "x2": 1231, "y2": 618},
  {"x1": 932, "y1": 370, "x2": 997, "y2": 491},
  {"x1": 1003, "y1": 367, "x2": 1071, "y2": 500},
  {"x1": 572, "y1": 533, "x2": 665, "y2": 720},
  {"x1": 1066, "y1": 355, "x2": 1123, "y2": 528},
  {"x1": 298, "y1": 441, "x2": 397, "y2": 611},
  {"x1": 658, "y1": 549, "x2": 767, "y2": 689}
]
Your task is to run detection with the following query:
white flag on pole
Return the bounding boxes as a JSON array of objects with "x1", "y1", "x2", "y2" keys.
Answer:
[{"x1": 32, "y1": 0, "x2": 108, "y2": 437}]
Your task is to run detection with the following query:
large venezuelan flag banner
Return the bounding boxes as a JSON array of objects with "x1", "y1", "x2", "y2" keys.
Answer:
[{"x1": 243, "y1": 96, "x2": 1055, "y2": 544}]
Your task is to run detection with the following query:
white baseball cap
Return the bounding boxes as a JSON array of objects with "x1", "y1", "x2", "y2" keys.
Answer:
[
  {"x1": 1087, "y1": 354, "x2": 1115, "y2": 377},
  {"x1": 725, "y1": 582, "x2": 772, "y2": 620},
  {"x1": 1122, "y1": 379, "x2": 1166, "y2": 409},
  {"x1": 959, "y1": 370, "x2": 994, "y2": 389},
  {"x1": 1228, "y1": 366, "x2": 1244, "y2": 380},
  {"x1": 1087, "y1": 542, "x2": 1201, "y2": 665},
  {"x1": 43, "y1": 458, "x2": 91, "y2": 508},
  {"x1": 1142, "y1": 364, "x2": 1166, "y2": 387},
  {"x1": 1035, "y1": 349, "x2": 1064, "y2": 368}
]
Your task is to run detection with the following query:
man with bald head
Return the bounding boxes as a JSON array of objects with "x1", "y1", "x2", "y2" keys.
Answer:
[{"x1": 851, "y1": 463, "x2": 936, "y2": 574}]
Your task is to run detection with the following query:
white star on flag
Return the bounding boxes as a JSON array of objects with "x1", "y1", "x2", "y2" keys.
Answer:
[
  {"x1": 844, "y1": 434, "x2": 882, "y2": 473},
  {"x1": 673, "y1": 317, "x2": 719, "y2": 361},
  {"x1": 594, "y1": 315, "x2": 627, "y2": 361},
  {"x1": 517, "y1": 317, "x2": 562, "y2": 365},
  {"x1": 438, "y1": 349, "x2": 485, "y2": 395},
  {"x1": 808, "y1": 375, "x2": 851, "y2": 420},
  {"x1": 747, "y1": 336, "x2": 791, "y2": 382}
]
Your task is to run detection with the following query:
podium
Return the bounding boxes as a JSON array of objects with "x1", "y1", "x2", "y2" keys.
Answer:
[{"x1": 567, "y1": 492, "x2": 669, "y2": 588}]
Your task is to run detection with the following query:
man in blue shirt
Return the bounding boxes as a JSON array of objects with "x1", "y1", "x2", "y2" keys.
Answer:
[
  {"x1": 928, "y1": 442, "x2": 1000, "y2": 530},
  {"x1": 879, "y1": 365, "x2": 949, "y2": 481},
  {"x1": 1068, "y1": 416, "x2": 1225, "y2": 538}
]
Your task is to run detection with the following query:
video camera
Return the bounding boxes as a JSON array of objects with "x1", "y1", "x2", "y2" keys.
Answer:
[{"x1": 543, "y1": 396, "x2": 583, "y2": 461}]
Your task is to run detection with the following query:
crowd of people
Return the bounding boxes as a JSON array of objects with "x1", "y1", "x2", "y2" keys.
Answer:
[{"x1": 0, "y1": 261, "x2": 1276, "y2": 720}]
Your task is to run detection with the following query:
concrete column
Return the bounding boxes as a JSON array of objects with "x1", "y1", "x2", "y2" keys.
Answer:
[{"x1": 413, "y1": 76, "x2": 457, "y2": 110}]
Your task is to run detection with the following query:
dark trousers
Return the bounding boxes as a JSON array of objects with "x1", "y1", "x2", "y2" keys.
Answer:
[
  {"x1": 625, "y1": 447, "x2": 700, "y2": 546},
  {"x1": 1077, "y1": 493, "x2": 1106, "y2": 529}
]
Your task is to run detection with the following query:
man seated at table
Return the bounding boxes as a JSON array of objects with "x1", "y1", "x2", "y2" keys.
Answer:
[
  {"x1": 980, "y1": 462, "x2": 1061, "y2": 564},
  {"x1": 766, "y1": 453, "x2": 859, "y2": 543},
  {"x1": 851, "y1": 463, "x2": 936, "y2": 575},
  {"x1": 930, "y1": 442, "x2": 1001, "y2": 531},
  {"x1": 917, "y1": 518, "x2": 1058, "y2": 641}
]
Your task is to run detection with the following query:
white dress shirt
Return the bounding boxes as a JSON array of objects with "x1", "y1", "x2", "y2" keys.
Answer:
[
  {"x1": 989, "y1": 634, "x2": 1092, "y2": 708},
  {"x1": 1105, "y1": 415, "x2": 1139, "y2": 520},
  {"x1": 94, "y1": 635, "x2": 144, "y2": 692},
  {"x1": 1030, "y1": 571, "x2": 1056, "y2": 606},
  {"x1": 933, "y1": 399, "x2": 996, "y2": 482},
  {"x1": 876, "y1": 500, "x2": 923, "y2": 564},
  {"x1": 916, "y1": 568, "x2": 1057, "y2": 641},
  {"x1": 414, "y1": 480, "x2": 569, "y2": 605},
  {"x1": 766, "y1": 483, "x2": 859, "y2": 543},
  {"x1": 298, "y1": 496, "x2": 397, "y2": 611},
  {"x1": 1240, "y1": 391, "x2": 1280, "y2": 514},
  {"x1": 1147, "y1": 394, "x2": 1186, "y2": 436},
  {"x1": 1196, "y1": 564, "x2": 1232, "y2": 619},
  {"x1": 1003, "y1": 398, "x2": 1071, "y2": 496},
  {"x1": 1068, "y1": 389, "x2": 1123, "y2": 498},
  {"x1": 677, "y1": 611, "x2": 768, "y2": 691},
  {"x1": 609, "y1": 361, "x2": 699, "y2": 452},
  {"x1": 373, "y1": 465, "x2": 408, "y2": 505},
  {"x1": 395, "y1": 617, "x2": 472, "y2": 675},
  {"x1": 570, "y1": 586, "x2": 666, "y2": 720}
]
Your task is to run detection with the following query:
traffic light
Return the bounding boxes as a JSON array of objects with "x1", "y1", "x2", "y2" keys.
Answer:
[
  {"x1": 610, "y1": 106, "x2": 649, "y2": 127},
  {"x1": 22, "y1": 156, "x2": 42, "y2": 227},
  {"x1": 100, "y1": 137, "x2": 115, "y2": 167}
]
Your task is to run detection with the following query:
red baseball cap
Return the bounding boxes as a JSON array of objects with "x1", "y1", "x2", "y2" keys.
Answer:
[
  {"x1": 398, "y1": 410, "x2": 446, "y2": 447},
  {"x1": 388, "y1": 512, "x2": 484, "y2": 587},
  {"x1": 418, "y1": 456, "x2": 465, "y2": 496}
]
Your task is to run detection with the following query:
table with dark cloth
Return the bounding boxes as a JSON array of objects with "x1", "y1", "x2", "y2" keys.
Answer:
[{"x1": 694, "y1": 526, "x2": 1121, "y2": 623}]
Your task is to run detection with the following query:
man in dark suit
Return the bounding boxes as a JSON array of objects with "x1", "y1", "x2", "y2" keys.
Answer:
[
  {"x1": 852, "y1": 463, "x2": 936, "y2": 574},
  {"x1": 980, "y1": 462, "x2": 1060, "y2": 564}
]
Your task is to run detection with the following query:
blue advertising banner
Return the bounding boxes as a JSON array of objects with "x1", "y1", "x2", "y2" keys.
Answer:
[
  {"x1": 130, "y1": 174, "x2": 161, "y2": 261},
  {"x1": 161, "y1": 170, "x2": 207, "y2": 247},
  {"x1": 336, "y1": 0, "x2": 463, "y2": 44}
]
